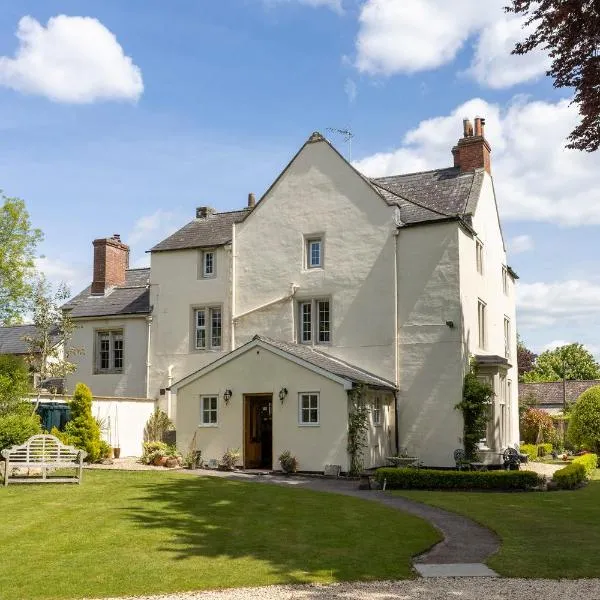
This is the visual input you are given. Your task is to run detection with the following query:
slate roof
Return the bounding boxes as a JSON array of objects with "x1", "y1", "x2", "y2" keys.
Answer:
[
  {"x1": 63, "y1": 268, "x2": 150, "y2": 318},
  {"x1": 519, "y1": 380, "x2": 600, "y2": 408},
  {"x1": 255, "y1": 335, "x2": 397, "y2": 390},
  {"x1": 150, "y1": 209, "x2": 251, "y2": 253},
  {"x1": 370, "y1": 167, "x2": 484, "y2": 226},
  {"x1": 0, "y1": 324, "x2": 60, "y2": 355}
]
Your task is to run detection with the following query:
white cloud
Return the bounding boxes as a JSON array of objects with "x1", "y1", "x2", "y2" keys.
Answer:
[
  {"x1": 266, "y1": 0, "x2": 343, "y2": 12},
  {"x1": 353, "y1": 96, "x2": 600, "y2": 226},
  {"x1": 127, "y1": 210, "x2": 184, "y2": 266},
  {"x1": 0, "y1": 15, "x2": 143, "y2": 103},
  {"x1": 35, "y1": 256, "x2": 88, "y2": 295},
  {"x1": 467, "y1": 16, "x2": 549, "y2": 88},
  {"x1": 509, "y1": 235, "x2": 534, "y2": 255},
  {"x1": 517, "y1": 280, "x2": 600, "y2": 328},
  {"x1": 344, "y1": 77, "x2": 357, "y2": 103},
  {"x1": 354, "y1": 0, "x2": 546, "y2": 88}
]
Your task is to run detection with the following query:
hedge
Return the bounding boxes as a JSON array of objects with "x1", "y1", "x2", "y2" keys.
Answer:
[
  {"x1": 374, "y1": 468, "x2": 541, "y2": 491},
  {"x1": 552, "y1": 463, "x2": 586, "y2": 489},
  {"x1": 520, "y1": 443, "x2": 553, "y2": 461},
  {"x1": 538, "y1": 443, "x2": 553, "y2": 457},
  {"x1": 572, "y1": 453, "x2": 598, "y2": 479}
]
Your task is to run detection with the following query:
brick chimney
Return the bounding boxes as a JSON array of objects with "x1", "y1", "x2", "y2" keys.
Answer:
[
  {"x1": 247, "y1": 192, "x2": 256, "y2": 208},
  {"x1": 451, "y1": 116, "x2": 491, "y2": 175},
  {"x1": 91, "y1": 235, "x2": 129, "y2": 295}
]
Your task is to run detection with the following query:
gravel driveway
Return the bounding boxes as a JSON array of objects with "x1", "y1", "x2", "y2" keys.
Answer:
[{"x1": 91, "y1": 578, "x2": 600, "y2": 600}]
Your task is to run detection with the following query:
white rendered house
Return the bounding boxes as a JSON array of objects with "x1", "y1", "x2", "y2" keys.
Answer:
[{"x1": 66, "y1": 117, "x2": 519, "y2": 468}]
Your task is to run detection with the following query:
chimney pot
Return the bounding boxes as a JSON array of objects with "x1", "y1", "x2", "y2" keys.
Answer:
[
  {"x1": 113, "y1": 234, "x2": 121, "y2": 241},
  {"x1": 474, "y1": 116, "x2": 482, "y2": 137},
  {"x1": 452, "y1": 116, "x2": 491, "y2": 175},
  {"x1": 463, "y1": 118, "x2": 473, "y2": 137},
  {"x1": 247, "y1": 192, "x2": 256, "y2": 208}
]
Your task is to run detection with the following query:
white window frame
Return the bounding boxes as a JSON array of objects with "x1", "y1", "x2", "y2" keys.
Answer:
[
  {"x1": 502, "y1": 265, "x2": 509, "y2": 295},
  {"x1": 477, "y1": 299, "x2": 487, "y2": 350},
  {"x1": 94, "y1": 329, "x2": 124, "y2": 374},
  {"x1": 298, "y1": 392, "x2": 320, "y2": 426},
  {"x1": 372, "y1": 397, "x2": 382, "y2": 426},
  {"x1": 200, "y1": 249, "x2": 216, "y2": 279},
  {"x1": 200, "y1": 395, "x2": 219, "y2": 427},
  {"x1": 298, "y1": 298, "x2": 331, "y2": 345},
  {"x1": 504, "y1": 316, "x2": 511, "y2": 358},
  {"x1": 476, "y1": 239, "x2": 484, "y2": 275},
  {"x1": 193, "y1": 306, "x2": 222, "y2": 351},
  {"x1": 305, "y1": 236, "x2": 323, "y2": 269},
  {"x1": 476, "y1": 375, "x2": 494, "y2": 449}
]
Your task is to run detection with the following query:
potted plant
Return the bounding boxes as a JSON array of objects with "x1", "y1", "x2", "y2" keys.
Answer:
[
  {"x1": 278, "y1": 450, "x2": 298, "y2": 474},
  {"x1": 164, "y1": 445, "x2": 182, "y2": 468},
  {"x1": 142, "y1": 441, "x2": 168, "y2": 465}
]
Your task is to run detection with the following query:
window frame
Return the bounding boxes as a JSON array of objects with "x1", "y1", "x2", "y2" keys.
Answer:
[
  {"x1": 298, "y1": 392, "x2": 320, "y2": 426},
  {"x1": 372, "y1": 397, "x2": 382, "y2": 426},
  {"x1": 298, "y1": 298, "x2": 331, "y2": 345},
  {"x1": 199, "y1": 249, "x2": 217, "y2": 279},
  {"x1": 476, "y1": 239, "x2": 484, "y2": 275},
  {"x1": 304, "y1": 234, "x2": 324, "y2": 270},
  {"x1": 200, "y1": 395, "x2": 219, "y2": 427},
  {"x1": 504, "y1": 316, "x2": 511, "y2": 358},
  {"x1": 477, "y1": 299, "x2": 487, "y2": 350},
  {"x1": 502, "y1": 265, "x2": 509, "y2": 295},
  {"x1": 192, "y1": 305, "x2": 223, "y2": 351},
  {"x1": 94, "y1": 329, "x2": 124, "y2": 374}
]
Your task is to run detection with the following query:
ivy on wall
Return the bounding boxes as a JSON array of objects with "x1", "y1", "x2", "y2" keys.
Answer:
[
  {"x1": 347, "y1": 384, "x2": 370, "y2": 476},
  {"x1": 455, "y1": 361, "x2": 494, "y2": 460}
]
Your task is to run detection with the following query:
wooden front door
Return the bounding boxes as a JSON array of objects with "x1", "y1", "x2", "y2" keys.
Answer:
[{"x1": 244, "y1": 395, "x2": 273, "y2": 469}]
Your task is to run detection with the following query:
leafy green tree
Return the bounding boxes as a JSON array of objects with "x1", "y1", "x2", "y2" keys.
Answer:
[
  {"x1": 0, "y1": 194, "x2": 43, "y2": 325},
  {"x1": 568, "y1": 386, "x2": 600, "y2": 453},
  {"x1": 0, "y1": 355, "x2": 31, "y2": 415},
  {"x1": 522, "y1": 343, "x2": 600, "y2": 383},
  {"x1": 520, "y1": 407, "x2": 556, "y2": 444},
  {"x1": 517, "y1": 335, "x2": 537, "y2": 381},
  {"x1": 506, "y1": 0, "x2": 600, "y2": 152}
]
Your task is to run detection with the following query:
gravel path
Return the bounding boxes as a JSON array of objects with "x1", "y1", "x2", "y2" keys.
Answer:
[{"x1": 89, "y1": 578, "x2": 600, "y2": 600}]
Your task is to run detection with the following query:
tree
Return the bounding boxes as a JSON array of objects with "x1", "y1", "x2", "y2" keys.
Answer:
[
  {"x1": 520, "y1": 406, "x2": 556, "y2": 444},
  {"x1": 517, "y1": 335, "x2": 537, "y2": 380},
  {"x1": 522, "y1": 343, "x2": 600, "y2": 383},
  {"x1": 0, "y1": 194, "x2": 43, "y2": 325},
  {"x1": 506, "y1": 1, "x2": 600, "y2": 152},
  {"x1": 568, "y1": 385, "x2": 600, "y2": 452},
  {"x1": 23, "y1": 276, "x2": 80, "y2": 397},
  {"x1": 0, "y1": 355, "x2": 31, "y2": 415}
]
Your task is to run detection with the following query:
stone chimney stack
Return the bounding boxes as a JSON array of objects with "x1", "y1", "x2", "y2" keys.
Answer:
[
  {"x1": 451, "y1": 116, "x2": 491, "y2": 175},
  {"x1": 247, "y1": 192, "x2": 256, "y2": 208},
  {"x1": 91, "y1": 235, "x2": 129, "y2": 295},
  {"x1": 196, "y1": 206, "x2": 215, "y2": 219}
]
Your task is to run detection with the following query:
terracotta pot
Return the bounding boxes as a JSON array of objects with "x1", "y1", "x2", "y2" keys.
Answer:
[
  {"x1": 153, "y1": 455, "x2": 167, "y2": 466},
  {"x1": 165, "y1": 457, "x2": 179, "y2": 468},
  {"x1": 113, "y1": 447, "x2": 121, "y2": 459}
]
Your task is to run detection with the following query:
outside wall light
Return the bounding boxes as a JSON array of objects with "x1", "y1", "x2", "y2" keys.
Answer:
[
  {"x1": 223, "y1": 389, "x2": 233, "y2": 405},
  {"x1": 279, "y1": 387, "x2": 288, "y2": 404}
]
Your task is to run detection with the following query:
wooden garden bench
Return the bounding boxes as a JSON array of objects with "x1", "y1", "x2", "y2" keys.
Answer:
[{"x1": 1, "y1": 434, "x2": 87, "y2": 486}]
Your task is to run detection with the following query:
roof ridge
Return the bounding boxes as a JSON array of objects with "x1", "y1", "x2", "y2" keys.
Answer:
[{"x1": 372, "y1": 166, "x2": 459, "y2": 180}]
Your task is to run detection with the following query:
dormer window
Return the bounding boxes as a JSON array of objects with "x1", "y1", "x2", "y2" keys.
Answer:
[{"x1": 306, "y1": 237, "x2": 323, "y2": 269}]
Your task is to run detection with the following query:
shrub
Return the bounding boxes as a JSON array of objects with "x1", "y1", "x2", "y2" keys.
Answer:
[
  {"x1": 0, "y1": 355, "x2": 31, "y2": 415},
  {"x1": 141, "y1": 441, "x2": 168, "y2": 464},
  {"x1": 520, "y1": 407, "x2": 556, "y2": 444},
  {"x1": 143, "y1": 408, "x2": 173, "y2": 442},
  {"x1": 568, "y1": 386, "x2": 600, "y2": 453},
  {"x1": 0, "y1": 408, "x2": 41, "y2": 451},
  {"x1": 374, "y1": 468, "x2": 541, "y2": 490},
  {"x1": 520, "y1": 444, "x2": 538, "y2": 462},
  {"x1": 278, "y1": 450, "x2": 298, "y2": 473},
  {"x1": 219, "y1": 448, "x2": 240, "y2": 471},
  {"x1": 99, "y1": 440, "x2": 111, "y2": 460},
  {"x1": 572, "y1": 453, "x2": 598, "y2": 479},
  {"x1": 553, "y1": 462, "x2": 586, "y2": 489},
  {"x1": 58, "y1": 383, "x2": 103, "y2": 462},
  {"x1": 537, "y1": 443, "x2": 553, "y2": 457}
]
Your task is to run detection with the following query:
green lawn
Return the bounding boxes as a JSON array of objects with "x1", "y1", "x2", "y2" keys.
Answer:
[
  {"x1": 0, "y1": 471, "x2": 439, "y2": 600},
  {"x1": 395, "y1": 469, "x2": 600, "y2": 579}
]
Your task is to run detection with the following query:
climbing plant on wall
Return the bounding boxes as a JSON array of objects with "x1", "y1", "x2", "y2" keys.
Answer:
[
  {"x1": 347, "y1": 384, "x2": 370, "y2": 476},
  {"x1": 455, "y1": 361, "x2": 494, "y2": 460}
]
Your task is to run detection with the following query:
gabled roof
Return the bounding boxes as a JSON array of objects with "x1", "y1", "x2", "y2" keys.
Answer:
[
  {"x1": 170, "y1": 335, "x2": 397, "y2": 392},
  {"x1": 63, "y1": 268, "x2": 150, "y2": 318},
  {"x1": 0, "y1": 324, "x2": 61, "y2": 355},
  {"x1": 370, "y1": 167, "x2": 485, "y2": 226},
  {"x1": 150, "y1": 209, "x2": 251, "y2": 253}
]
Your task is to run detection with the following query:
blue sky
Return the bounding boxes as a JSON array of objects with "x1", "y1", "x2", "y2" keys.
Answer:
[{"x1": 1, "y1": 0, "x2": 599, "y2": 357}]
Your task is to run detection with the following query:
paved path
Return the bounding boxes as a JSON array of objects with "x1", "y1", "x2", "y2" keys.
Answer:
[{"x1": 186, "y1": 470, "x2": 500, "y2": 569}]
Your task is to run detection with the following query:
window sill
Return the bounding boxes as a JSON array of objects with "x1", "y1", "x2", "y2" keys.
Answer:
[
  {"x1": 298, "y1": 423, "x2": 320, "y2": 427},
  {"x1": 192, "y1": 348, "x2": 223, "y2": 353},
  {"x1": 94, "y1": 370, "x2": 124, "y2": 375},
  {"x1": 198, "y1": 424, "x2": 219, "y2": 428}
]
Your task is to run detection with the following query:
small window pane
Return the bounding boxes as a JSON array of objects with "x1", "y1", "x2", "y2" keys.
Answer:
[
  {"x1": 373, "y1": 397, "x2": 382, "y2": 425},
  {"x1": 201, "y1": 396, "x2": 218, "y2": 425},
  {"x1": 99, "y1": 333, "x2": 110, "y2": 370},
  {"x1": 203, "y1": 252, "x2": 214, "y2": 276},
  {"x1": 318, "y1": 300, "x2": 330, "y2": 343},
  {"x1": 113, "y1": 334, "x2": 123, "y2": 370},
  {"x1": 300, "y1": 393, "x2": 319, "y2": 424},
  {"x1": 195, "y1": 309, "x2": 206, "y2": 349},
  {"x1": 211, "y1": 308, "x2": 222, "y2": 348},
  {"x1": 301, "y1": 302, "x2": 312, "y2": 343}
]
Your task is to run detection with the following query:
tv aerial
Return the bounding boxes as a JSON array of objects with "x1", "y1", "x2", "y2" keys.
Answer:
[{"x1": 326, "y1": 127, "x2": 354, "y2": 161}]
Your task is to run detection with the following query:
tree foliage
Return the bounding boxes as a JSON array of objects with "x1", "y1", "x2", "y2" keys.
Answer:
[
  {"x1": 347, "y1": 385, "x2": 370, "y2": 476},
  {"x1": 520, "y1": 406, "x2": 556, "y2": 444},
  {"x1": 517, "y1": 336, "x2": 537, "y2": 380},
  {"x1": 0, "y1": 355, "x2": 31, "y2": 415},
  {"x1": 522, "y1": 343, "x2": 600, "y2": 382},
  {"x1": 456, "y1": 363, "x2": 494, "y2": 460},
  {"x1": 568, "y1": 385, "x2": 600, "y2": 452},
  {"x1": 506, "y1": 1, "x2": 600, "y2": 152},
  {"x1": 0, "y1": 194, "x2": 43, "y2": 325}
]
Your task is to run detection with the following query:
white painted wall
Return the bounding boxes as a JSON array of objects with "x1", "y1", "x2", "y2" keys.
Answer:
[
  {"x1": 234, "y1": 140, "x2": 397, "y2": 383},
  {"x1": 396, "y1": 221, "x2": 465, "y2": 467},
  {"x1": 149, "y1": 245, "x2": 232, "y2": 412},
  {"x1": 175, "y1": 345, "x2": 396, "y2": 472},
  {"x1": 459, "y1": 173, "x2": 519, "y2": 452},
  {"x1": 66, "y1": 316, "x2": 148, "y2": 398}
]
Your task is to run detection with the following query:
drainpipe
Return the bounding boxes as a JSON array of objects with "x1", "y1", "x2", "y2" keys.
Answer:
[
  {"x1": 145, "y1": 315, "x2": 153, "y2": 399},
  {"x1": 231, "y1": 223, "x2": 236, "y2": 351},
  {"x1": 393, "y1": 228, "x2": 400, "y2": 453},
  {"x1": 166, "y1": 365, "x2": 174, "y2": 419}
]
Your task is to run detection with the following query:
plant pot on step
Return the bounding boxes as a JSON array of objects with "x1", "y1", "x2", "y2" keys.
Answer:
[{"x1": 113, "y1": 447, "x2": 121, "y2": 459}]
